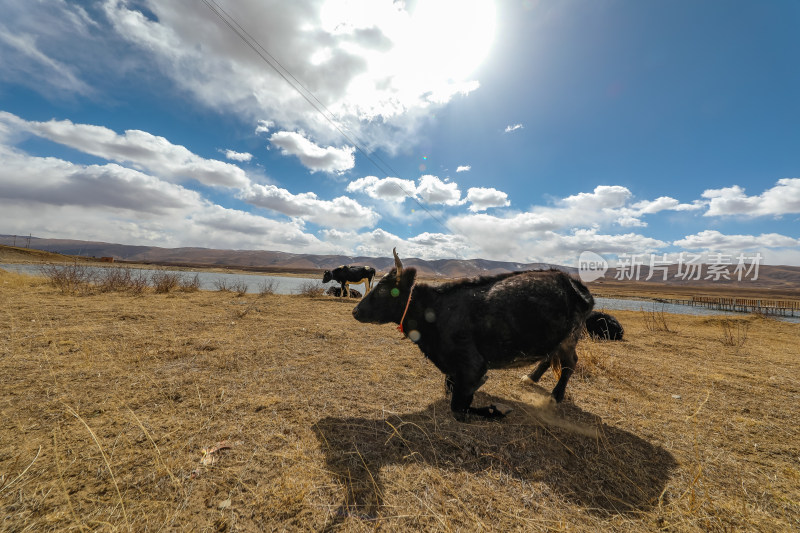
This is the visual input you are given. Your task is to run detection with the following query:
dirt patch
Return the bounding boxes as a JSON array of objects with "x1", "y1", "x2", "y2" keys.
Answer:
[{"x1": 1, "y1": 270, "x2": 798, "y2": 531}]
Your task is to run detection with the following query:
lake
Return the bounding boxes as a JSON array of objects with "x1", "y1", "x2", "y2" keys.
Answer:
[
  {"x1": 0, "y1": 263, "x2": 347, "y2": 295},
  {"x1": 3, "y1": 263, "x2": 797, "y2": 323}
]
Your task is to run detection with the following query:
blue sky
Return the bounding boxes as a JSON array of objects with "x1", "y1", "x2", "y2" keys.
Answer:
[{"x1": 1, "y1": 0, "x2": 798, "y2": 266}]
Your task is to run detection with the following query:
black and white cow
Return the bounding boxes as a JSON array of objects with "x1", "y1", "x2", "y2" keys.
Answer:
[
  {"x1": 322, "y1": 265, "x2": 376, "y2": 298},
  {"x1": 352, "y1": 249, "x2": 595, "y2": 420}
]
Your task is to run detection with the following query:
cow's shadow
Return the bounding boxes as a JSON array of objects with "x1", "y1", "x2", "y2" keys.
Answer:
[{"x1": 312, "y1": 393, "x2": 676, "y2": 524}]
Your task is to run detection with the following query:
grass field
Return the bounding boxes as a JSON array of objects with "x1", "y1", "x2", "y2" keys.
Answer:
[{"x1": 1, "y1": 267, "x2": 798, "y2": 531}]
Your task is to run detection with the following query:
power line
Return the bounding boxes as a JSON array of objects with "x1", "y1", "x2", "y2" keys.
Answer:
[{"x1": 201, "y1": 0, "x2": 478, "y2": 258}]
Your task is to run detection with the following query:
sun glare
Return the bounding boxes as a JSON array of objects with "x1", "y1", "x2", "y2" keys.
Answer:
[
  {"x1": 320, "y1": 0, "x2": 496, "y2": 112},
  {"x1": 409, "y1": 0, "x2": 496, "y2": 81}
]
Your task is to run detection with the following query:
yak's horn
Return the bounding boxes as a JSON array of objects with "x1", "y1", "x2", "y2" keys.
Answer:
[{"x1": 393, "y1": 247, "x2": 403, "y2": 276}]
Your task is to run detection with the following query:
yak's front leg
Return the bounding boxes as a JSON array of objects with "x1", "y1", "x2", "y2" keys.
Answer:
[{"x1": 446, "y1": 360, "x2": 510, "y2": 420}]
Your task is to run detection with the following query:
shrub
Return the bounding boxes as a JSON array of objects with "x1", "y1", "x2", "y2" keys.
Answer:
[
  {"x1": 97, "y1": 267, "x2": 133, "y2": 292},
  {"x1": 231, "y1": 280, "x2": 249, "y2": 296},
  {"x1": 39, "y1": 263, "x2": 94, "y2": 294},
  {"x1": 150, "y1": 271, "x2": 181, "y2": 294},
  {"x1": 214, "y1": 278, "x2": 231, "y2": 292},
  {"x1": 640, "y1": 304, "x2": 673, "y2": 333},
  {"x1": 179, "y1": 273, "x2": 201, "y2": 292},
  {"x1": 257, "y1": 278, "x2": 278, "y2": 296},
  {"x1": 129, "y1": 270, "x2": 150, "y2": 295},
  {"x1": 719, "y1": 319, "x2": 749, "y2": 347},
  {"x1": 296, "y1": 281, "x2": 324, "y2": 297}
]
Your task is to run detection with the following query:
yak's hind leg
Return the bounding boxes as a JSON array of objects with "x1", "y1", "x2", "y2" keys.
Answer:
[
  {"x1": 523, "y1": 357, "x2": 552, "y2": 385},
  {"x1": 550, "y1": 329, "x2": 581, "y2": 403}
]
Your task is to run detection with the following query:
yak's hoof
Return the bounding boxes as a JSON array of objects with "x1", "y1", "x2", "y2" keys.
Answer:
[
  {"x1": 521, "y1": 374, "x2": 537, "y2": 385},
  {"x1": 488, "y1": 403, "x2": 513, "y2": 417},
  {"x1": 454, "y1": 404, "x2": 512, "y2": 421}
]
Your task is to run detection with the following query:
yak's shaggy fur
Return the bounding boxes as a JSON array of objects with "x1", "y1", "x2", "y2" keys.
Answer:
[{"x1": 353, "y1": 251, "x2": 594, "y2": 419}]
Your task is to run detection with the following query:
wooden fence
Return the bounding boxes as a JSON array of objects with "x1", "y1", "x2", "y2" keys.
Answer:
[{"x1": 653, "y1": 296, "x2": 800, "y2": 317}]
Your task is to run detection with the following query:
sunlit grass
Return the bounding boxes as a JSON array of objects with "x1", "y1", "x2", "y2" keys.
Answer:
[{"x1": 1, "y1": 271, "x2": 798, "y2": 531}]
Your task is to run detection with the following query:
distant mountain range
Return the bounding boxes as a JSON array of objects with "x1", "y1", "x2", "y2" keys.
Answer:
[
  {"x1": 0, "y1": 235, "x2": 559, "y2": 278},
  {"x1": 2, "y1": 235, "x2": 799, "y2": 292}
]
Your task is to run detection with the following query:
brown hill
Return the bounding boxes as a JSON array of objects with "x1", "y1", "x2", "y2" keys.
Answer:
[
  {"x1": 0, "y1": 244, "x2": 91, "y2": 264},
  {"x1": 0, "y1": 236, "x2": 556, "y2": 278},
  {"x1": 2, "y1": 236, "x2": 799, "y2": 293}
]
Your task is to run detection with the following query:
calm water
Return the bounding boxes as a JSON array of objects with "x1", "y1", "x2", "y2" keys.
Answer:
[
  {"x1": 2, "y1": 263, "x2": 797, "y2": 323},
  {"x1": 0, "y1": 263, "x2": 364, "y2": 295},
  {"x1": 594, "y1": 297, "x2": 799, "y2": 323}
]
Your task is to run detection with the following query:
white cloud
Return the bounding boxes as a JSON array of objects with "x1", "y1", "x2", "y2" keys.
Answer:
[
  {"x1": 240, "y1": 183, "x2": 378, "y2": 229},
  {"x1": 0, "y1": 145, "x2": 200, "y2": 214},
  {"x1": 416, "y1": 175, "x2": 463, "y2": 206},
  {"x1": 346, "y1": 176, "x2": 416, "y2": 203},
  {"x1": 630, "y1": 196, "x2": 704, "y2": 214},
  {"x1": 223, "y1": 149, "x2": 253, "y2": 162},
  {"x1": 674, "y1": 230, "x2": 800, "y2": 251},
  {"x1": 0, "y1": 1, "x2": 95, "y2": 97},
  {"x1": 255, "y1": 120, "x2": 274, "y2": 135},
  {"x1": 269, "y1": 131, "x2": 355, "y2": 174},
  {"x1": 466, "y1": 187, "x2": 510, "y2": 212},
  {"x1": 504, "y1": 123, "x2": 523, "y2": 133},
  {"x1": 319, "y1": 228, "x2": 472, "y2": 261},
  {"x1": 347, "y1": 174, "x2": 465, "y2": 207},
  {"x1": 702, "y1": 179, "x2": 800, "y2": 217},
  {"x1": 0, "y1": 111, "x2": 251, "y2": 188},
  {"x1": 448, "y1": 212, "x2": 558, "y2": 259},
  {"x1": 456, "y1": 165, "x2": 471, "y2": 173},
  {"x1": 672, "y1": 230, "x2": 800, "y2": 266},
  {"x1": 0, "y1": 199, "x2": 336, "y2": 254},
  {"x1": 444, "y1": 207, "x2": 670, "y2": 263},
  {"x1": 98, "y1": 0, "x2": 496, "y2": 153},
  {"x1": 520, "y1": 185, "x2": 635, "y2": 228},
  {"x1": 0, "y1": 146, "x2": 334, "y2": 253},
  {"x1": 616, "y1": 215, "x2": 648, "y2": 227},
  {"x1": 522, "y1": 185, "x2": 702, "y2": 229},
  {"x1": 559, "y1": 185, "x2": 631, "y2": 210}
]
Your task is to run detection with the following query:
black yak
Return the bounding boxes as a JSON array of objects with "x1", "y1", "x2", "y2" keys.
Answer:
[
  {"x1": 322, "y1": 265, "x2": 376, "y2": 298},
  {"x1": 585, "y1": 311, "x2": 624, "y2": 340},
  {"x1": 352, "y1": 249, "x2": 594, "y2": 420},
  {"x1": 326, "y1": 286, "x2": 362, "y2": 299}
]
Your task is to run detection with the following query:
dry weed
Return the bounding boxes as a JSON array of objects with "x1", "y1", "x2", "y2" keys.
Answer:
[
  {"x1": 297, "y1": 280, "x2": 325, "y2": 297},
  {"x1": 150, "y1": 270, "x2": 181, "y2": 293},
  {"x1": 2, "y1": 272, "x2": 799, "y2": 531},
  {"x1": 179, "y1": 273, "x2": 201, "y2": 292},
  {"x1": 718, "y1": 319, "x2": 750, "y2": 347},
  {"x1": 640, "y1": 303, "x2": 674, "y2": 332},
  {"x1": 257, "y1": 278, "x2": 279, "y2": 296}
]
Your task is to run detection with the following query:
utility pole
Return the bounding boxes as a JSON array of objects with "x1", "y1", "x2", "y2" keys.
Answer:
[
  {"x1": 26, "y1": 233, "x2": 31, "y2": 248},
  {"x1": 13, "y1": 235, "x2": 16, "y2": 247}
]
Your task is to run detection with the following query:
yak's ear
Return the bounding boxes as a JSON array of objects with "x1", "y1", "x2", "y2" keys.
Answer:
[{"x1": 398, "y1": 266, "x2": 417, "y2": 288}]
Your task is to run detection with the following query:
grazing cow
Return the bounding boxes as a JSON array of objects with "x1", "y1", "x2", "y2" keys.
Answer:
[
  {"x1": 326, "y1": 286, "x2": 362, "y2": 299},
  {"x1": 585, "y1": 311, "x2": 624, "y2": 340},
  {"x1": 352, "y1": 249, "x2": 595, "y2": 420},
  {"x1": 322, "y1": 265, "x2": 376, "y2": 298}
]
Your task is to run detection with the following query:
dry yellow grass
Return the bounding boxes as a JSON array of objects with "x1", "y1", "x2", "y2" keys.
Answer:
[{"x1": 1, "y1": 268, "x2": 798, "y2": 531}]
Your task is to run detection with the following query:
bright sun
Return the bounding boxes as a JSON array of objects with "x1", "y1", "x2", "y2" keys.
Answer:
[
  {"x1": 320, "y1": 0, "x2": 497, "y2": 110},
  {"x1": 407, "y1": 0, "x2": 497, "y2": 82}
]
